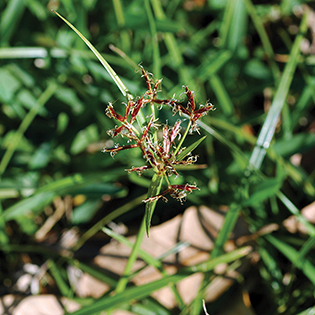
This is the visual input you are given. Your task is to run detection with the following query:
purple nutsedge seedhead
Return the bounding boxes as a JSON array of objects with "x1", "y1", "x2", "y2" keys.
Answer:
[{"x1": 102, "y1": 67, "x2": 214, "y2": 204}]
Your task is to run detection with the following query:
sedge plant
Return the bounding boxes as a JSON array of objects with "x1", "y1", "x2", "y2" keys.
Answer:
[{"x1": 53, "y1": 10, "x2": 214, "y2": 236}]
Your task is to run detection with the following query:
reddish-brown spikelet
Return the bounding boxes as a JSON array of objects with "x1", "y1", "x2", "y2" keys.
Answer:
[
  {"x1": 106, "y1": 103, "x2": 124, "y2": 122},
  {"x1": 124, "y1": 99, "x2": 134, "y2": 120},
  {"x1": 142, "y1": 67, "x2": 152, "y2": 94},
  {"x1": 170, "y1": 120, "x2": 181, "y2": 144},
  {"x1": 169, "y1": 184, "x2": 199, "y2": 192},
  {"x1": 103, "y1": 143, "x2": 139, "y2": 153},
  {"x1": 130, "y1": 97, "x2": 143, "y2": 123},
  {"x1": 192, "y1": 104, "x2": 214, "y2": 122},
  {"x1": 163, "y1": 125, "x2": 170, "y2": 154},
  {"x1": 185, "y1": 86, "x2": 195, "y2": 111}
]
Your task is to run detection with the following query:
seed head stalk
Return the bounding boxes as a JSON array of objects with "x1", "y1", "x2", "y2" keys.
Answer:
[{"x1": 173, "y1": 119, "x2": 192, "y2": 158}]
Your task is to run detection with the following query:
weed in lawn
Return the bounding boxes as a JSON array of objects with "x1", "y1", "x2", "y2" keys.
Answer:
[
  {"x1": 53, "y1": 9, "x2": 214, "y2": 235},
  {"x1": 103, "y1": 67, "x2": 213, "y2": 204}
]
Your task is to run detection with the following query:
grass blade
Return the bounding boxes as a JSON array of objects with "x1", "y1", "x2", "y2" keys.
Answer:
[
  {"x1": 264, "y1": 234, "x2": 315, "y2": 285},
  {"x1": 69, "y1": 246, "x2": 250, "y2": 315},
  {"x1": 0, "y1": 81, "x2": 58, "y2": 176},
  {"x1": 0, "y1": 191, "x2": 56, "y2": 222},
  {"x1": 244, "y1": 0, "x2": 280, "y2": 81},
  {"x1": 52, "y1": 10, "x2": 132, "y2": 100},
  {"x1": 176, "y1": 136, "x2": 207, "y2": 161},
  {"x1": 0, "y1": 0, "x2": 26, "y2": 44},
  {"x1": 249, "y1": 10, "x2": 309, "y2": 170}
]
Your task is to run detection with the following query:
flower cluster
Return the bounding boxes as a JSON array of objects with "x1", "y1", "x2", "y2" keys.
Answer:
[{"x1": 103, "y1": 68, "x2": 213, "y2": 203}]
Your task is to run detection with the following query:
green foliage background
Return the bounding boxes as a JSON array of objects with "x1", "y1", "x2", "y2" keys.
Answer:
[{"x1": 1, "y1": 0, "x2": 315, "y2": 314}]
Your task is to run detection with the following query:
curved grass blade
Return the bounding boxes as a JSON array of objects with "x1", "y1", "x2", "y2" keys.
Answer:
[{"x1": 52, "y1": 10, "x2": 132, "y2": 100}]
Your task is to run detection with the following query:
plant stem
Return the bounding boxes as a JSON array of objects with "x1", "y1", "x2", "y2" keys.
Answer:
[
  {"x1": 173, "y1": 119, "x2": 192, "y2": 157},
  {"x1": 73, "y1": 194, "x2": 146, "y2": 251},
  {"x1": 115, "y1": 215, "x2": 147, "y2": 293}
]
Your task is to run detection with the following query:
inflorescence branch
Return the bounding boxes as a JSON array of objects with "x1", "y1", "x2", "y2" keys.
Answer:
[{"x1": 102, "y1": 67, "x2": 214, "y2": 204}]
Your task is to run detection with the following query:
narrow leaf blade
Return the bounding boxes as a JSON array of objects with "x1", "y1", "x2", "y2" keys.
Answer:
[
  {"x1": 176, "y1": 135, "x2": 206, "y2": 161},
  {"x1": 144, "y1": 173, "x2": 163, "y2": 236},
  {"x1": 52, "y1": 10, "x2": 131, "y2": 99}
]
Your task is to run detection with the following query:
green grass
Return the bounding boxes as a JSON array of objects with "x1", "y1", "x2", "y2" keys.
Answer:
[{"x1": 1, "y1": 0, "x2": 315, "y2": 314}]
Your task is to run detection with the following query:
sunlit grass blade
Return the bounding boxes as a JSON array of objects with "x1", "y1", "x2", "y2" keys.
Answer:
[
  {"x1": 296, "y1": 306, "x2": 315, "y2": 315},
  {"x1": 102, "y1": 226, "x2": 187, "y2": 308},
  {"x1": 277, "y1": 191, "x2": 315, "y2": 236},
  {"x1": 68, "y1": 259, "x2": 118, "y2": 288},
  {"x1": 114, "y1": 216, "x2": 147, "y2": 298},
  {"x1": 102, "y1": 226, "x2": 164, "y2": 270},
  {"x1": 0, "y1": 47, "x2": 49, "y2": 58},
  {"x1": 102, "y1": 226, "x2": 189, "y2": 271},
  {"x1": 249, "y1": 10, "x2": 309, "y2": 170},
  {"x1": 52, "y1": 10, "x2": 132, "y2": 100}
]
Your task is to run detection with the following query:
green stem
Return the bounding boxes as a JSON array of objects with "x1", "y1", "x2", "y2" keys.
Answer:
[
  {"x1": 73, "y1": 194, "x2": 146, "y2": 251},
  {"x1": 173, "y1": 119, "x2": 192, "y2": 157},
  {"x1": 115, "y1": 215, "x2": 147, "y2": 293},
  {"x1": 114, "y1": 173, "x2": 163, "y2": 292}
]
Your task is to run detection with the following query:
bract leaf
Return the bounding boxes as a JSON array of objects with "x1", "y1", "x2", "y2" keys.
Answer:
[
  {"x1": 144, "y1": 173, "x2": 163, "y2": 236},
  {"x1": 176, "y1": 135, "x2": 206, "y2": 161},
  {"x1": 52, "y1": 10, "x2": 131, "y2": 99}
]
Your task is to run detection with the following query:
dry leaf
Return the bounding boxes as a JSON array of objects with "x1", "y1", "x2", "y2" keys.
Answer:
[{"x1": 76, "y1": 206, "x2": 250, "y2": 308}]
